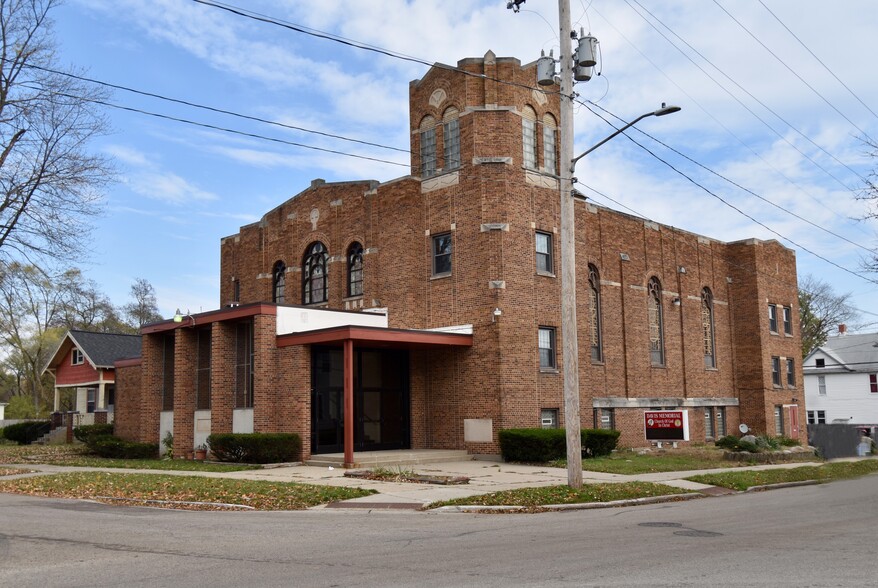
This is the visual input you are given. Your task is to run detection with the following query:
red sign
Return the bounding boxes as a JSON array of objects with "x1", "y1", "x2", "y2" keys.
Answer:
[{"x1": 644, "y1": 410, "x2": 689, "y2": 441}]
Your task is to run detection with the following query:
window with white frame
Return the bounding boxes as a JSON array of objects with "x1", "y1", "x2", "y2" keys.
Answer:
[
  {"x1": 768, "y1": 303, "x2": 778, "y2": 332},
  {"x1": 542, "y1": 113, "x2": 557, "y2": 174},
  {"x1": 705, "y1": 407, "x2": 715, "y2": 439},
  {"x1": 818, "y1": 375, "x2": 827, "y2": 395},
  {"x1": 783, "y1": 306, "x2": 792, "y2": 335},
  {"x1": 538, "y1": 327, "x2": 556, "y2": 370},
  {"x1": 535, "y1": 231, "x2": 553, "y2": 274},
  {"x1": 432, "y1": 233, "x2": 452, "y2": 276},
  {"x1": 716, "y1": 407, "x2": 726, "y2": 437},
  {"x1": 71, "y1": 349, "x2": 84, "y2": 365},
  {"x1": 522, "y1": 106, "x2": 538, "y2": 170},
  {"x1": 442, "y1": 108, "x2": 460, "y2": 171},
  {"x1": 596, "y1": 408, "x2": 614, "y2": 430},
  {"x1": 774, "y1": 405, "x2": 784, "y2": 436},
  {"x1": 870, "y1": 374, "x2": 877, "y2": 393},
  {"x1": 771, "y1": 356, "x2": 781, "y2": 386},
  {"x1": 419, "y1": 116, "x2": 437, "y2": 178},
  {"x1": 807, "y1": 410, "x2": 826, "y2": 424},
  {"x1": 786, "y1": 358, "x2": 795, "y2": 387}
]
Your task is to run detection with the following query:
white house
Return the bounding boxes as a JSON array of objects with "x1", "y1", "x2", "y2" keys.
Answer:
[{"x1": 803, "y1": 332, "x2": 878, "y2": 427}]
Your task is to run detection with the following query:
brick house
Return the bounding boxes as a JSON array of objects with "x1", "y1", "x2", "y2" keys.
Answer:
[
  {"x1": 44, "y1": 330, "x2": 142, "y2": 424},
  {"x1": 115, "y1": 52, "x2": 804, "y2": 462}
]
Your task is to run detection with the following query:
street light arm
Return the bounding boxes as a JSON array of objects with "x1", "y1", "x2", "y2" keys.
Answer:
[
  {"x1": 570, "y1": 104, "x2": 681, "y2": 171},
  {"x1": 570, "y1": 112, "x2": 652, "y2": 169}
]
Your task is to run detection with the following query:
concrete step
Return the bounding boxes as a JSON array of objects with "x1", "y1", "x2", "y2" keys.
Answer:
[
  {"x1": 306, "y1": 449, "x2": 470, "y2": 468},
  {"x1": 33, "y1": 427, "x2": 69, "y2": 445}
]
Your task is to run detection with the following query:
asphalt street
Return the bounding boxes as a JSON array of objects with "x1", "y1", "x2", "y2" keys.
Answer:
[{"x1": 1, "y1": 474, "x2": 876, "y2": 587}]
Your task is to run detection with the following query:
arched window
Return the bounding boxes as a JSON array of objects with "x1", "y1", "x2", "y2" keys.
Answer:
[
  {"x1": 419, "y1": 115, "x2": 437, "y2": 178},
  {"x1": 543, "y1": 113, "x2": 557, "y2": 174},
  {"x1": 522, "y1": 106, "x2": 538, "y2": 170},
  {"x1": 647, "y1": 277, "x2": 665, "y2": 366},
  {"x1": 588, "y1": 264, "x2": 603, "y2": 362},
  {"x1": 702, "y1": 287, "x2": 716, "y2": 368},
  {"x1": 347, "y1": 241, "x2": 364, "y2": 297},
  {"x1": 442, "y1": 107, "x2": 460, "y2": 171},
  {"x1": 272, "y1": 261, "x2": 285, "y2": 303},
  {"x1": 303, "y1": 242, "x2": 328, "y2": 304}
]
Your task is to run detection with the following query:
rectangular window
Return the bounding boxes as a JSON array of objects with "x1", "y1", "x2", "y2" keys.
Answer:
[
  {"x1": 771, "y1": 356, "x2": 781, "y2": 386},
  {"x1": 432, "y1": 233, "x2": 452, "y2": 276},
  {"x1": 543, "y1": 126, "x2": 557, "y2": 174},
  {"x1": 870, "y1": 374, "x2": 877, "y2": 393},
  {"x1": 817, "y1": 410, "x2": 825, "y2": 424},
  {"x1": 705, "y1": 407, "x2": 715, "y2": 439},
  {"x1": 443, "y1": 118, "x2": 460, "y2": 171},
  {"x1": 595, "y1": 408, "x2": 614, "y2": 430},
  {"x1": 716, "y1": 407, "x2": 726, "y2": 437},
  {"x1": 782, "y1": 306, "x2": 792, "y2": 335},
  {"x1": 807, "y1": 410, "x2": 815, "y2": 425},
  {"x1": 195, "y1": 328, "x2": 211, "y2": 411},
  {"x1": 71, "y1": 349, "x2": 83, "y2": 365},
  {"x1": 86, "y1": 388, "x2": 96, "y2": 414},
  {"x1": 806, "y1": 410, "x2": 826, "y2": 425},
  {"x1": 774, "y1": 405, "x2": 784, "y2": 436},
  {"x1": 522, "y1": 118, "x2": 537, "y2": 169},
  {"x1": 233, "y1": 278, "x2": 240, "y2": 303},
  {"x1": 161, "y1": 334, "x2": 175, "y2": 411},
  {"x1": 815, "y1": 358, "x2": 825, "y2": 368},
  {"x1": 818, "y1": 375, "x2": 826, "y2": 395},
  {"x1": 538, "y1": 327, "x2": 556, "y2": 369},
  {"x1": 106, "y1": 385, "x2": 115, "y2": 409},
  {"x1": 420, "y1": 127, "x2": 436, "y2": 177},
  {"x1": 234, "y1": 321, "x2": 255, "y2": 409},
  {"x1": 786, "y1": 358, "x2": 795, "y2": 387},
  {"x1": 768, "y1": 303, "x2": 778, "y2": 332},
  {"x1": 541, "y1": 408, "x2": 559, "y2": 429},
  {"x1": 535, "y1": 231, "x2": 553, "y2": 274}
]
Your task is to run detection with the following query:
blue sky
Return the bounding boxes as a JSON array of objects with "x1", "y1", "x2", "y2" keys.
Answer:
[{"x1": 52, "y1": 0, "x2": 878, "y2": 328}]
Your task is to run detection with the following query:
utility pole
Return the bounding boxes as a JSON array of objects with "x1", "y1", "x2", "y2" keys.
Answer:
[{"x1": 556, "y1": 0, "x2": 583, "y2": 489}]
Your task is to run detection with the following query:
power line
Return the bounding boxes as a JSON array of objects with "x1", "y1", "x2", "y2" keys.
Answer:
[
  {"x1": 26, "y1": 85, "x2": 410, "y2": 169},
  {"x1": 756, "y1": 0, "x2": 878, "y2": 122},
  {"x1": 585, "y1": 99, "x2": 874, "y2": 256},
  {"x1": 24, "y1": 64, "x2": 410, "y2": 155},
  {"x1": 578, "y1": 102, "x2": 878, "y2": 286},
  {"x1": 627, "y1": 0, "x2": 865, "y2": 187},
  {"x1": 713, "y1": 0, "x2": 876, "y2": 144}
]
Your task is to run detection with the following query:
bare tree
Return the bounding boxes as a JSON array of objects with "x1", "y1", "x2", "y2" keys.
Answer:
[
  {"x1": 123, "y1": 277, "x2": 163, "y2": 328},
  {"x1": 798, "y1": 274, "x2": 860, "y2": 357},
  {"x1": 0, "y1": 0, "x2": 111, "y2": 263},
  {"x1": 860, "y1": 137, "x2": 878, "y2": 272}
]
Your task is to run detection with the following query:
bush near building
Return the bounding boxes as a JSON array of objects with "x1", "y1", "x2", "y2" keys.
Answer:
[
  {"x1": 207, "y1": 433, "x2": 302, "y2": 464},
  {"x1": 1, "y1": 421, "x2": 51, "y2": 445},
  {"x1": 499, "y1": 428, "x2": 620, "y2": 462}
]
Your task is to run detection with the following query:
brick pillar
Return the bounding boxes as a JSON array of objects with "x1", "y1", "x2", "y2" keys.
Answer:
[
  {"x1": 139, "y1": 334, "x2": 165, "y2": 444},
  {"x1": 211, "y1": 321, "x2": 236, "y2": 435},
  {"x1": 252, "y1": 314, "x2": 278, "y2": 433},
  {"x1": 66, "y1": 412, "x2": 77, "y2": 443},
  {"x1": 51, "y1": 412, "x2": 62, "y2": 431},
  {"x1": 173, "y1": 328, "x2": 197, "y2": 458},
  {"x1": 93, "y1": 410, "x2": 108, "y2": 425}
]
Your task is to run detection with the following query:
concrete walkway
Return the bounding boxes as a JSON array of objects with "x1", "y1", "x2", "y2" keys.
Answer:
[{"x1": 0, "y1": 457, "x2": 830, "y2": 508}]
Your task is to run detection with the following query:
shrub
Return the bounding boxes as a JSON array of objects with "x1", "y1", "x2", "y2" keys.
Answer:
[
  {"x1": 73, "y1": 424, "x2": 114, "y2": 444},
  {"x1": 1, "y1": 421, "x2": 51, "y2": 445},
  {"x1": 715, "y1": 435, "x2": 740, "y2": 450},
  {"x1": 499, "y1": 428, "x2": 621, "y2": 462},
  {"x1": 499, "y1": 429, "x2": 567, "y2": 462},
  {"x1": 776, "y1": 435, "x2": 801, "y2": 447},
  {"x1": 736, "y1": 440, "x2": 759, "y2": 453},
  {"x1": 582, "y1": 429, "x2": 620, "y2": 457},
  {"x1": 88, "y1": 435, "x2": 159, "y2": 459},
  {"x1": 207, "y1": 433, "x2": 302, "y2": 464}
]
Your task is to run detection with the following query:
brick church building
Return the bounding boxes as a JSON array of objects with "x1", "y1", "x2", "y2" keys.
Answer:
[{"x1": 114, "y1": 52, "x2": 804, "y2": 463}]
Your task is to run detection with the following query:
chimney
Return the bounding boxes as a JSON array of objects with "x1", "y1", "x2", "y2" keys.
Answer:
[{"x1": 839, "y1": 324, "x2": 847, "y2": 335}]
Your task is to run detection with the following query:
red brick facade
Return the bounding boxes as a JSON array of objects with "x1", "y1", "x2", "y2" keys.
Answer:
[{"x1": 116, "y1": 53, "x2": 803, "y2": 457}]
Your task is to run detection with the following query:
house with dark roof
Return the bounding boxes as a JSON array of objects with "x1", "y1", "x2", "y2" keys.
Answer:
[
  {"x1": 43, "y1": 330, "x2": 142, "y2": 423},
  {"x1": 803, "y1": 331, "x2": 878, "y2": 427}
]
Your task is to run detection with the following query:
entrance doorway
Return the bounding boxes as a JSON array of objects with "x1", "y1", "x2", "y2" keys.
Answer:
[{"x1": 311, "y1": 346, "x2": 410, "y2": 454}]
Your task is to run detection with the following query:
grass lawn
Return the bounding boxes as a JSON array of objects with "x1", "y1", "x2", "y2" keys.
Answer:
[
  {"x1": 430, "y1": 482, "x2": 694, "y2": 510},
  {"x1": 0, "y1": 443, "x2": 261, "y2": 472},
  {"x1": 687, "y1": 460, "x2": 878, "y2": 491},
  {"x1": 551, "y1": 447, "x2": 756, "y2": 475},
  {"x1": 0, "y1": 472, "x2": 375, "y2": 510},
  {"x1": 0, "y1": 468, "x2": 34, "y2": 476}
]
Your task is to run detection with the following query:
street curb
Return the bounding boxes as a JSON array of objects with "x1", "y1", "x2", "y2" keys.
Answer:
[
  {"x1": 744, "y1": 480, "x2": 820, "y2": 492},
  {"x1": 430, "y1": 492, "x2": 702, "y2": 513}
]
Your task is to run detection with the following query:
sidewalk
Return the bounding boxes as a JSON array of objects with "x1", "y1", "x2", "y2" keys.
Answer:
[{"x1": 0, "y1": 457, "x2": 827, "y2": 508}]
